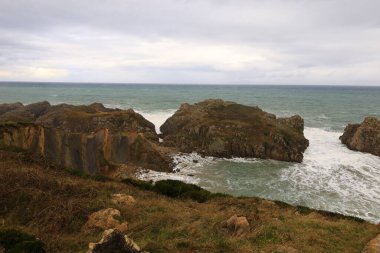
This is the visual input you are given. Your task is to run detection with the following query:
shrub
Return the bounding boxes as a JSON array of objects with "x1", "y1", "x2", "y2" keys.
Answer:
[
  {"x1": 154, "y1": 179, "x2": 212, "y2": 203},
  {"x1": 0, "y1": 229, "x2": 46, "y2": 253},
  {"x1": 121, "y1": 178, "x2": 154, "y2": 191},
  {"x1": 122, "y1": 178, "x2": 228, "y2": 203}
]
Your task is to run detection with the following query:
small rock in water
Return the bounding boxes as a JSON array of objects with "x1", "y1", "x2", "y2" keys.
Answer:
[
  {"x1": 192, "y1": 159, "x2": 198, "y2": 163},
  {"x1": 188, "y1": 174, "x2": 194, "y2": 177}
]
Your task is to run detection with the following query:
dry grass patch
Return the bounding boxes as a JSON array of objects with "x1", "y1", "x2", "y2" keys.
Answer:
[{"x1": 0, "y1": 151, "x2": 379, "y2": 253}]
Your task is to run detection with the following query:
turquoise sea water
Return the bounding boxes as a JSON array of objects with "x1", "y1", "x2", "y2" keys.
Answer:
[{"x1": 1, "y1": 82, "x2": 380, "y2": 223}]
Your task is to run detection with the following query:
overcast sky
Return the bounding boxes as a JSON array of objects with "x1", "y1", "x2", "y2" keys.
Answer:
[{"x1": 0, "y1": 0, "x2": 379, "y2": 85}]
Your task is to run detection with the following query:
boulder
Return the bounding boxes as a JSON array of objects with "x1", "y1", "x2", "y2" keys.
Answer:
[
  {"x1": 160, "y1": 99, "x2": 309, "y2": 162},
  {"x1": 223, "y1": 215, "x2": 250, "y2": 236},
  {"x1": 0, "y1": 102, "x2": 171, "y2": 174},
  {"x1": 111, "y1": 194, "x2": 136, "y2": 206},
  {"x1": 340, "y1": 117, "x2": 380, "y2": 157},
  {"x1": 83, "y1": 208, "x2": 129, "y2": 233},
  {"x1": 88, "y1": 229, "x2": 147, "y2": 253},
  {"x1": 362, "y1": 234, "x2": 380, "y2": 253},
  {"x1": 83, "y1": 208, "x2": 119, "y2": 230}
]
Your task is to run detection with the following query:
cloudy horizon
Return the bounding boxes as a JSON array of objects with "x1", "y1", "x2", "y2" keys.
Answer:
[{"x1": 1, "y1": 0, "x2": 380, "y2": 85}]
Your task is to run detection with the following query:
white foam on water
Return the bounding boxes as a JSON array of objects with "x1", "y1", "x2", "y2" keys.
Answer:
[
  {"x1": 137, "y1": 110, "x2": 176, "y2": 133},
  {"x1": 281, "y1": 127, "x2": 380, "y2": 223},
  {"x1": 133, "y1": 110, "x2": 380, "y2": 223}
]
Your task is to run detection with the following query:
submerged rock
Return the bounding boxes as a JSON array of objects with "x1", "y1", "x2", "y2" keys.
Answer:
[
  {"x1": 0, "y1": 102, "x2": 170, "y2": 174},
  {"x1": 88, "y1": 229, "x2": 147, "y2": 253},
  {"x1": 340, "y1": 117, "x2": 380, "y2": 157},
  {"x1": 160, "y1": 99, "x2": 309, "y2": 162}
]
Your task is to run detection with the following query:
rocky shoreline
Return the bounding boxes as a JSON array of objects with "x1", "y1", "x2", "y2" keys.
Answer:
[{"x1": 0, "y1": 99, "x2": 310, "y2": 176}]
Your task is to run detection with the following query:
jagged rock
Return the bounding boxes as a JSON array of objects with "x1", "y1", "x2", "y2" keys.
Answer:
[
  {"x1": 88, "y1": 229, "x2": 147, "y2": 253},
  {"x1": 83, "y1": 208, "x2": 129, "y2": 233},
  {"x1": 160, "y1": 99, "x2": 309, "y2": 162},
  {"x1": 223, "y1": 215, "x2": 250, "y2": 236},
  {"x1": 362, "y1": 234, "x2": 380, "y2": 253},
  {"x1": 0, "y1": 102, "x2": 170, "y2": 174},
  {"x1": 340, "y1": 117, "x2": 380, "y2": 157},
  {"x1": 111, "y1": 194, "x2": 136, "y2": 206}
]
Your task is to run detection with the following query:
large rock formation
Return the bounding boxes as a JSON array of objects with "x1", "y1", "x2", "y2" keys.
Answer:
[
  {"x1": 340, "y1": 117, "x2": 380, "y2": 157},
  {"x1": 160, "y1": 99, "x2": 309, "y2": 162},
  {"x1": 0, "y1": 102, "x2": 170, "y2": 174}
]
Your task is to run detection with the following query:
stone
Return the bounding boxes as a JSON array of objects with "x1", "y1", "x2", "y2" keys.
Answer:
[
  {"x1": 83, "y1": 208, "x2": 122, "y2": 231},
  {"x1": 111, "y1": 194, "x2": 136, "y2": 207},
  {"x1": 160, "y1": 99, "x2": 309, "y2": 162},
  {"x1": 340, "y1": 117, "x2": 380, "y2": 157},
  {"x1": 362, "y1": 234, "x2": 380, "y2": 253},
  {"x1": 223, "y1": 215, "x2": 250, "y2": 236},
  {"x1": 88, "y1": 229, "x2": 147, "y2": 253}
]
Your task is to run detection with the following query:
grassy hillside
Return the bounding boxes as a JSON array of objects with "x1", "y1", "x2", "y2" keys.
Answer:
[{"x1": 0, "y1": 151, "x2": 378, "y2": 253}]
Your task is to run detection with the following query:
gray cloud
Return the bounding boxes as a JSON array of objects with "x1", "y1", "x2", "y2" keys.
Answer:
[{"x1": 0, "y1": 0, "x2": 379, "y2": 84}]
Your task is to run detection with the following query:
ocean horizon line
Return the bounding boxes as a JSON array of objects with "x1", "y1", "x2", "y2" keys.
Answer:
[{"x1": 1, "y1": 80, "x2": 380, "y2": 88}]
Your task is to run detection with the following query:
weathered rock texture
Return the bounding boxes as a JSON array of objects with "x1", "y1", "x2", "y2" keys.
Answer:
[
  {"x1": 223, "y1": 215, "x2": 250, "y2": 237},
  {"x1": 340, "y1": 117, "x2": 380, "y2": 157},
  {"x1": 88, "y1": 229, "x2": 147, "y2": 253},
  {"x1": 0, "y1": 102, "x2": 170, "y2": 174},
  {"x1": 160, "y1": 99, "x2": 309, "y2": 162},
  {"x1": 83, "y1": 208, "x2": 128, "y2": 233},
  {"x1": 362, "y1": 234, "x2": 380, "y2": 253}
]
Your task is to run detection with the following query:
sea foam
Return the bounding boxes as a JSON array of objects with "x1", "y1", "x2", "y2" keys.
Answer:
[{"x1": 135, "y1": 111, "x2": 380, "y2": 223}]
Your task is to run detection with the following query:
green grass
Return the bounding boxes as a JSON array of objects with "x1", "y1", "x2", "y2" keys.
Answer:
[{"x1": 122, "y1": 178, "x2": 229, "y2": 203}]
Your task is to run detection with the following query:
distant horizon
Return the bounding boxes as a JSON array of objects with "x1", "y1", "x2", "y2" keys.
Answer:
[{"x1": 1, "y1": 80, "x2": 380, "y2": 87}]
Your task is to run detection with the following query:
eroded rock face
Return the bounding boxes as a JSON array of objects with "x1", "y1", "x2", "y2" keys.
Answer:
[
  {"x1": 0, "y1": 102, "x2": 170, "y2": 174},
  {"x1": 340, "y1": 117, "x2": 380, "y2": 157},
  {"x1": 88, "y1": 229, "x2": 147, "y2": 253},
  {"x1": 160, "y1": 99, "x2": 309, "y2": 162}
]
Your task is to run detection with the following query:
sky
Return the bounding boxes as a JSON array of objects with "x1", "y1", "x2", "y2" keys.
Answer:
[{"x1": 0, "y1": 0, "x2": 380, "y2": 85}]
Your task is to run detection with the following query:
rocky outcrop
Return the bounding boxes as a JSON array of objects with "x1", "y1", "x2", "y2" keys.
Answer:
[
  {"x1": 88, "y1": 229, "x2": 147, "y2": 253},
  {"x1": 83, "y1": 208, "x2": 129, "y2": 233},
  {"x1": 362, "y1": 234, "x2": 380, "y2": 253},
  {"x1": 0, "y1": 102, "x2": 170, "y2": 174},
  {"x1": 340, "y1": 117, "x2": 380, "y2": 157},
  {"x1": 111, "y1": 194, "x2": 136, "y2": 207},
  {"x1": 160, "y1": 99, "x2": 309, "y2": 162},
  {"x1": 222, "y1": 215, "x2": 250, "y2": 237}
]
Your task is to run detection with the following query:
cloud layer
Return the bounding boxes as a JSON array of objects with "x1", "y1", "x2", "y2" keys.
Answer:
[{"x1": 1, "y1": 0, "x2": 380, "y2": 85}]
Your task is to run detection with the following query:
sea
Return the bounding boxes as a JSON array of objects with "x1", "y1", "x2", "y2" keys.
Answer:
[{"x1": 1, "y1": 82, "x2": 379, "y2": 223}]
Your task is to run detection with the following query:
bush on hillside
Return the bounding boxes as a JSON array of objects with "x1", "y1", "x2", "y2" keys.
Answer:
[{"x1": 0, "y1": 229, "x2": 46, "y2": 253}]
